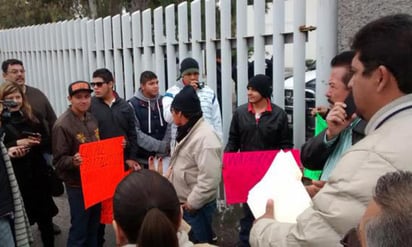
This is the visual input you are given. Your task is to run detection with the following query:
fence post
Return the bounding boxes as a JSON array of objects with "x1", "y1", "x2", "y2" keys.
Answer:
[
  {"x1": 272, "y1": 0, "x2": 285, "y2": 109},
  {"x1": 316, "y1": 0, "x2": 337, "y2": 108},
  {"x1": 293, "y1": 0, "x2": 306, "y2": 149}
]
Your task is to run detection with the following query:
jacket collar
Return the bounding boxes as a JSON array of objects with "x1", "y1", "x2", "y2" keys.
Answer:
[
  {"x1": 365, "y1": 94, "x2": 412, "y2": 135},
  {"x1": 248, "y1": 98, "x2": 272, "y2": 114}
]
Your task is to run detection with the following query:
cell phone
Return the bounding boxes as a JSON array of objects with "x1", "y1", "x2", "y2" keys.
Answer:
[
  {"x1": 344, "y1": 93, "x2": 356, "y2": 119},
  {"x1": 21, "y1": 131, "x2": 41, "y2": 138}
]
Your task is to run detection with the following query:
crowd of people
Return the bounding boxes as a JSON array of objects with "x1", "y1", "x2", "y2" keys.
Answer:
[{"x1": 0, "y1": 13, "x2": 411, "y2": 247}]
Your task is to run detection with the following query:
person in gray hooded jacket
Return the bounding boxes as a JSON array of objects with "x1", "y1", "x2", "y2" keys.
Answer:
[{"x1": 128, "y1": 71, "x2": 171, "y2": 168}]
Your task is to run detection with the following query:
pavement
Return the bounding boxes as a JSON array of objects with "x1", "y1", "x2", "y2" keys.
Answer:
[{"x1": 31, "y1": 193, "x2": 116, "y2": 247}]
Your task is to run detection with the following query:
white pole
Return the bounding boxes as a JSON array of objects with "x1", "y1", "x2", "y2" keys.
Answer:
[
  {"x1": 272, "y1": 0, "x2": 285, "y2": 108},
  {"x1": 316, "y1": 0, "x2": 337, "y2": 107},
  {"x1": 293, "y1": 0, "x2": 306, "y2": 149}
]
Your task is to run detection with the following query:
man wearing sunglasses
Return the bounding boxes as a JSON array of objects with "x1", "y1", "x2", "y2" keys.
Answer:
[{"x1": 89, "y1": 68, "x2": 140, "y2": 246}]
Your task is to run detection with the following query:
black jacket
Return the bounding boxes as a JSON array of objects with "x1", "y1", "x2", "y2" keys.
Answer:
[
  {"x1": 4, "y1": 111, "x2": 57, "y2": 223},
  {"x1": 225, "y1": 103, "x2": 293, "y2": 152},
  {"x1": 90, "y1": 95, "x2": 138, "y2": 166},
  {"x1": 300, "y1": 118, "x2": 367, "y2": 171}
]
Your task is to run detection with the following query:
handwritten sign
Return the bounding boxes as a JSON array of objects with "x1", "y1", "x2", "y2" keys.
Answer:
[
  {"x1": 80, "y1": 136, "x2": 124, "y2": 209},
  {"x1": 222, "y1": 149, "x2": 301, "y2": 205}
]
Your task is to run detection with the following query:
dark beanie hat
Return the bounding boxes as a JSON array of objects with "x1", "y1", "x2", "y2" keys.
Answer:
[
  {"x1": 247, "y1": 74, "x2": 273, "y2": 98},
  {"x1": 180, "y1": 57, "x2": 199, "y2": 76},
  {"x1": 171, "y1": 85, "x2": 202, "y2": 113}
]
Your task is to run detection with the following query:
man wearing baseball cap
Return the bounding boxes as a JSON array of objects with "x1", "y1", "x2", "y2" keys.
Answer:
[
  {"x1": 163, "y1": 57, "x2": 223, "y2": 151},
  {"x1": 52, "y1": 81, "x2": 101, "y2": 246}
]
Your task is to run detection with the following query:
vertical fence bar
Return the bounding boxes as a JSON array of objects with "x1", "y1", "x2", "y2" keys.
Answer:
[
  {"x1": 67, "y1": 21, "x2": 77, "y2": 82},
  {"x1": 132, "y1": 11, "x2": 142, "y2": 91},
  {"x1": 55, "y1": 22, "x2": 66, "y2": 112},
  {"x1": 316, "y1": 0, "x2": 337, "y2": 107},
  {"x1": 254, "y1": 0, "x2": 266, "y2": 74},
  {"x1": 95, "y1": 18, "x2": 104, "y2": 68},
  {"x1": 74, "y1": 19, "x2": 84, "y2": 81},
  {"x1": 190, "y1": 0, "x2": 202, "y2": 76},
  {"x1": 142, "y1": 9, "x2": 153, "y2": 71},
  {"x1": 205, "y1": 0, "x2": 217, "y2": 93},
  {"x1": 293, "y1": 0, "x2": 306, "y2": 148},
  {"x1": 272, "y1": 0, "x2": 285, "y2": 108},
  {"x1": 81, "y1": 18, "x2": 90, "y2": 81},
  {"x1": 103, "y1": 16, "x2": 113, "y2": 72},
  {"x1": 178, "y1": 2, "x2": 189, "y2": 60},
  {"x1": 34, "y1": 26, "x2": 42, "y2": 85},
  {"x1": 113, "y1": 14, "x2": 125, "y2": 98},
  {"x1": 87, "y1": 19, "x2": 97, "y2": 76},
  {"x1": 220, "y1": 0, "x2": 232, "y2": 144},
  {"x1": 122, "y1": 13, "x2": 134, "y2": 99},
  {"x1": 61, "y1": 21, "x2": 71, "y2": 89},
  {"x1": 154, "y1": 6, "x2": 166, "y2": 93},
  {"x1": 237, "y1": 0, "x2": 248, "y2": 106},
  {"x1": 43, "y1": 24, "x2": 52, "y2": 98},
  {"x1": 165, "y1": 4, "x2": 177, "y2": 89}
]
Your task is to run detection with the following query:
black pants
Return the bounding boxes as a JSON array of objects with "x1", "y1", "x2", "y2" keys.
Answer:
[
  {"x1": 37, "y1": 217, "x2": 54, "y2": 247},
  {"x1": 239, "y1": 203, "x2": 254, "y2": 247}
]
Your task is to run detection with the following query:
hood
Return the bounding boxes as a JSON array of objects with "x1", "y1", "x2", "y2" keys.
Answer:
[{"x1": 134, "y1": 88, "x2": 161, "y2": 103}]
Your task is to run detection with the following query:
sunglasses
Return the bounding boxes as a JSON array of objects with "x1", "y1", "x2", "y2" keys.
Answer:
[{"x1": 90, "y1": 82, "x2": 106, "y2": 87}]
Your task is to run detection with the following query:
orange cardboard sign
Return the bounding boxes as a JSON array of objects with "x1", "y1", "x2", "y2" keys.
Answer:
[{"x1": 79, "y1": 136, "x2": 124, "y2": 209}]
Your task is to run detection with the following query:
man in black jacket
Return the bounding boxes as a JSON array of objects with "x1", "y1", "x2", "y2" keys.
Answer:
[
  {"x1": 225, "y1": 74, "x2": 292, "y2": 247},
  {"x1": 89, "y1": 68, "x2": 140, "y2": 246}
]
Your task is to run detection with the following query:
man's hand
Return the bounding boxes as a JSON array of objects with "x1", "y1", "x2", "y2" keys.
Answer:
[
  {"x1": 182, "y1": 202, "x2": 196, "y2": 214},
  {"x1": 254, "y1": 199, "x2": 275, "y2": 223},
  {"x1": 305, "y1": 180, "x2": 326, "y2": 198},
  {"x1": 148, "y1": 156, "x2": 163, "y2": 175},
  {"x1": 8, "y1": 145, "x2": 29, "y2": 158},
  {"x1": 126, "y1": 159, "x2": 141, "y2": 171},
  {"x1": 310, "y1": 105, "x2": 328, "y2": 118},
  {"x1": 325, "y1": 102, "x2": 356, "y2": 140},
  {"x1": 72, "y1": 152, "x2": 82, "y2": 167}
]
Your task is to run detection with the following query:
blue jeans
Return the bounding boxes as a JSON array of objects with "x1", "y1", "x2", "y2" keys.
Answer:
[
  {"x1": 66, "y1": 186, "x2": 101, "y2": 247},
  {"x1": 183, "y1": 200, "x2": 216, "y2": 243},
  {"x1": 0, "y1": 215, "x2": 15, "y2": 247}
]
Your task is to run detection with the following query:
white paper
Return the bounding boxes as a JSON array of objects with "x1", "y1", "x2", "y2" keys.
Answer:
[{"x1": 247, "y1": 150, "x2": 312, "y2": 223}]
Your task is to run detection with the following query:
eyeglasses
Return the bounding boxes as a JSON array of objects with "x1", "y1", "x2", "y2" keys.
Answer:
[
  {"x1": 90, "y1": 82, "x2": 106, "y2": 87},
  {"x1": 7, "y1": 69, "x2": 25, "y2": 74}
]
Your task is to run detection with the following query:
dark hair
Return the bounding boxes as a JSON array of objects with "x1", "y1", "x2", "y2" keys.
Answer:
[
  {"x1": 351, "y1": 14, "x2": 412, "y2": 94},
  {"x1": 113, "y1": 170, "x2": 180, "y2": 247},
  {"x1": 92, "y1": 68, "x2": 114, "y2": 83},
  {"x1": 330, "y1": 51, "x2": 355, "y2": 86},
  {"x1": 365, "y1": 171, "x2": 412, "y2": 246},
  {"x1": 140, "y1": 71, "x2": 157, "y2": 84},
  {"x1": 2, "y1": 59, "x2": 23, "y2": 73}
]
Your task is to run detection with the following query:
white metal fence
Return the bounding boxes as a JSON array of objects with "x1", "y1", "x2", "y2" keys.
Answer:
[{"x1": 0, "y1": 0, "x2": 337, "y2": 148}]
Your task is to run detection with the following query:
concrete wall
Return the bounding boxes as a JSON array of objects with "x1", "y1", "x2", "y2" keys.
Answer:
[{"x1": 338, "y1": 0, "x2": 412, "y2": 51}]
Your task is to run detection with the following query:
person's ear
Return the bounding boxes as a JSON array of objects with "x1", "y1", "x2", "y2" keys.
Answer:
[
  {"x1": 376, "y1": 65, "x2": 393, "y2": 93},
  {"x1": 67, "y1": 95, "x2": 71, "y2": 101},
  {"x1": 112, "y1": 220, "x2": 128, "y2": 246}
]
